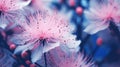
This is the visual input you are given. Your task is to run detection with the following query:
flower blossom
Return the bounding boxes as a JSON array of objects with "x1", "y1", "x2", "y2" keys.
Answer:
[
  {"x1": 84, "y1": 0, "x2": 120, "y2": 34},
  {"x1": 10, "y1": 10, "x2": 81, "y2": 63},
  {"x1": 0, "y1": 0, "x2": 31, "y2": 12},
  {"x1": 47, "y1": 46, "x2": 95, "y2": 67},
  {"x1": 0, "y1": 0, "x2": 31, "y2": 29}
]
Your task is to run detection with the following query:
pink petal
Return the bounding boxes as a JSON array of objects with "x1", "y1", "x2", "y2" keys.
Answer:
[
  {"x1": 43, "y1": 40, "x2": 60, "y2": 53},
  {"x1": 84, "y1": 21, "x2": 109, "y2": 34},
  {"x1": 14, "y1": 42, "x2": 34, "y2": 54},
  {"x1": 31, "y1": 45, "x2": 43, "y2": 63}
]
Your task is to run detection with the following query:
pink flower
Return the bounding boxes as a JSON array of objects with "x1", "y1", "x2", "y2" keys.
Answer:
[
  {"x1": 0, "y1": 0, "x2": 31, "y2": 12},
  {"x1": 84, "y1": 0, "x2": 120, "y2": 34},
  {"x1": 0, "y1": 0, "x2": 31, "y2": 29},
  {"x1": 10, "y1": 10, "x2": 81, "y2": 63},
  {"x1": 47, "y1": 47, "x2": 95, "y2": 67}
]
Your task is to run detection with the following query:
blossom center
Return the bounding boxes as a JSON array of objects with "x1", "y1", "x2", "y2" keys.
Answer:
[{"x1": 0, "y1": 5, "x2": 7, "y2": 12}]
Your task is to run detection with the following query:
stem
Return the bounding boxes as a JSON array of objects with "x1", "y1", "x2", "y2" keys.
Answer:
[
  {"x1": 109, "y1": 20, "x2": 120, "y2": 40},
  {"x1": 35, "y1": 63, "x2": 43, "y2": 67},
  {"x1": 80, "y1": 34, "x2": 90, "y2": 51},
  {"x1": 42, "y1": 39, "x2": 47, "y2": 67},
  {"x1": 44, "y1": 52, "x2": 47, "y2": 67}
]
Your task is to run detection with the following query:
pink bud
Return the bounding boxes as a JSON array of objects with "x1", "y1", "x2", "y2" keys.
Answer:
[
  {"x1": 9, "y1": 44, "x2": 16, "y2": 50},
  {"x1": 30, "y1": 64, "x2": 36, "y2": 67},
  {"x1": 69, "y1": 0, "x2": 75, "y2": 7},
  {"x1": 21, "y1": 51, "x2": 28, "y2": 58},
  {"x1": 25, "y1": 60, "x2": 31, "y2": 65},
  {"x1": 76, "y1": 7, "x2": 83, "y2": 15},
  {"x1": 96, "y1": 37, "x2": 103, "y2": 46}
]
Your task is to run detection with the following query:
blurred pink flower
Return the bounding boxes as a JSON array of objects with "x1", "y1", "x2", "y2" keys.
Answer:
[
  {"x1": 84, "y1": 0, "x2": 120, "y2": 34},
  {"x1": 47, "y1": 47, "x2": 95, "y2": 67},
  {"x1": 0, "y1": 0, "x2": 31, "y2": 29},
  {"x1": 0, "y1": 0, "x2": 31, "y2": 12},
  {"x1": 10, "y1": 10, "x2": 81, "y2": 63}
]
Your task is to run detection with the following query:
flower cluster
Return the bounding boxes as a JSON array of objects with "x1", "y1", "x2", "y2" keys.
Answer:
[
  {"x1": 0, "y1": 0, "x2": 31, "y2": 29},
  {"x1": 0, "y1": 0, "x2": 100, "y2": 67},
  {"x1": 0, "y1": 0, "x2": 31, "y2": 12}
]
